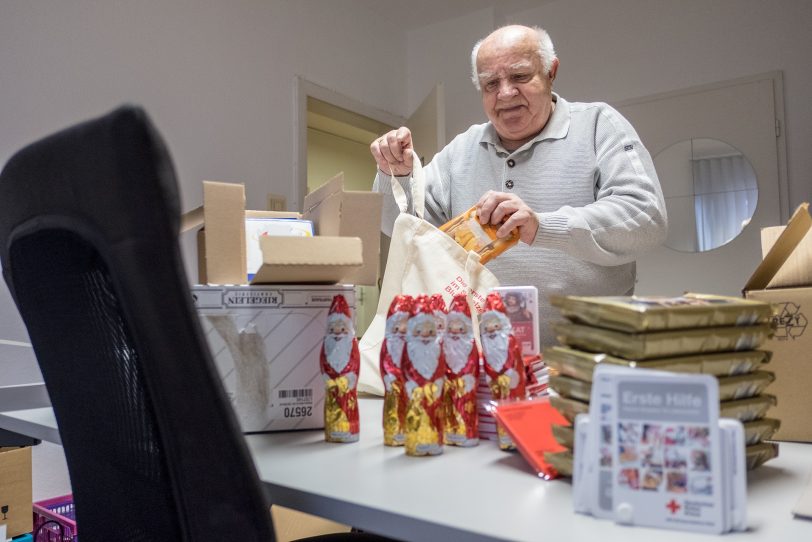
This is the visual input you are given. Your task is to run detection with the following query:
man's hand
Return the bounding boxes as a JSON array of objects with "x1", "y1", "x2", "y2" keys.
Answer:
[
  {"x1": 370, "y1": 127, "x2": 413, "y2": 176},
  {"x1": 476, "y1": 191, "x2": 539, "y2": 245}
]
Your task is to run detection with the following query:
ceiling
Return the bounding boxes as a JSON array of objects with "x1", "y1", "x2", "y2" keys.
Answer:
[{"x1": 352, "y1": 0, "x2": 551, "y2": 32}]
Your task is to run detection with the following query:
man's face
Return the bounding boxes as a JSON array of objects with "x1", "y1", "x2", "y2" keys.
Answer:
[{"x1": 476, "y1": 28, "x2": 557, "y2": 150}]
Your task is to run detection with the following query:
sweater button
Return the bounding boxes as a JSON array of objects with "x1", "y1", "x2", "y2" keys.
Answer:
[
  {"x1": 505, "y1": 179, "x2": 514, "y2": 189},
  {"x1": 507, "y1": 159, "x2": 515, "y2": 167}
]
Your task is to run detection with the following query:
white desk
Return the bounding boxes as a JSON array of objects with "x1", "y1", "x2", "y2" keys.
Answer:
[{"x1": 3, "y1": 397, "x2": 811, "y2": 541}]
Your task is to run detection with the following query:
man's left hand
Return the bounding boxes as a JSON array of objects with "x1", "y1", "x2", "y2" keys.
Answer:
[{"x1": 475, "y1": 191, "x2": 539, "y2": 245}]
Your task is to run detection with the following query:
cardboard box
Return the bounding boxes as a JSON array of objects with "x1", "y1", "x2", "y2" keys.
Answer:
[
  {"x1": 183, "y1": 173, "x2": 382, "y2": 286},
  {"x1": 743, "y1": 202, "x2": 812, "y2": 442},
  {"x1": 192, "y1": 284, "x2": 356, "y2": 432},
  {"x1": 0, "y1": 446, "x2": 32, "y2": 538}
]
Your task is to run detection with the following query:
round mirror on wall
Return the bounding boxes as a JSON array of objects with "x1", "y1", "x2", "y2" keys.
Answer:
[{"x1": 654, "y1": 138, "x2": 758, "y2": 253}]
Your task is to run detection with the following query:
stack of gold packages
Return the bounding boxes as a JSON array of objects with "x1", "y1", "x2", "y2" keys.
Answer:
[{"x1": 544, "y1": 293, "x2": 779, "y2": 477}]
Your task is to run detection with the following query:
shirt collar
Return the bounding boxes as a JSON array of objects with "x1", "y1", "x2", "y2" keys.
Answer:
[{"x1": 480, "y1": 92, "x2": 570, "y2": 152}]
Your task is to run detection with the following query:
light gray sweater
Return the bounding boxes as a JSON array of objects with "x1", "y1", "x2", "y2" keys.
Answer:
[{"x1": 373, "y1": 93, "x2": 668, "y2": 347}]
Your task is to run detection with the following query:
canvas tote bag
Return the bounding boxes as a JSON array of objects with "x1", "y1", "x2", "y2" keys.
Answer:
[{"x1": 357, "y1": 152, "x2": 500, "y2": 395}]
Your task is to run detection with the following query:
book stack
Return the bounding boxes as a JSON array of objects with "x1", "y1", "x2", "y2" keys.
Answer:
[{"x1": 544, "y1": 293, "x2": 780, "y2": 476}]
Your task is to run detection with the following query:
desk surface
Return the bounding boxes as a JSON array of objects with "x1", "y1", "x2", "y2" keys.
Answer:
[
  {"x1": 246, "y1": 397, "x2": 812, "y2": 542},
  {"x1": 3, "y1": 395, "x2": 811, "y2": 541}
]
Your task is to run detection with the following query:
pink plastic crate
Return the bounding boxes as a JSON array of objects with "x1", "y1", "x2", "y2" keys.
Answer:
[{"x1": 32, "y1": 494, "x2": 77, "y2": 542}]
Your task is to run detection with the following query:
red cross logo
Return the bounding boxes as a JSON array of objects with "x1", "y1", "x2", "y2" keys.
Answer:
[{"x1": 666, "y1": 499, "x2": 681, "y2": 514}]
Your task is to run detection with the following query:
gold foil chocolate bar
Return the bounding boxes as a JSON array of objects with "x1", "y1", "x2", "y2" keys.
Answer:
[
  {"x1": 553, "y1": 321, "x2": 773, "y2": 360},
  {"x1": 550, "y1": 371, "x2": 774, "y2": 403},
  {"x1": 542, "y1": 449, "x2": 574, "y2": 477},
  {"x1": 545, "y1": 346, "x2": 771, "y2": 381},
  {"x1": 719, "y1": 394, "x2": 777, "y2": 422},
  {"x1": 746, "y1": 442, "x2": 780, "y2": 470},
  {"x1": 550, "y1": 293, "x2": 775, "y2": 333},
  {"x1": 552, "y1": 423, "x2": 574, "y2": 449},
  {"x1": 744, "y1": 418, "x2": 781, "y2": 445},
  {"x1": 549, "y1": 394, "x2": 589, "y2": 424},
  {"x1": 440, "y1": 205, "x2": 519, "y2": 264}
]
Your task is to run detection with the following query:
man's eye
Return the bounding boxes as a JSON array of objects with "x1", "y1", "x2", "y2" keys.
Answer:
[
  {"x1": 512, "y1": 73, "x2": 531, "y2": 82},
  {"x1": 484, "y1": 80, "x2": 498, "y2": 91}
]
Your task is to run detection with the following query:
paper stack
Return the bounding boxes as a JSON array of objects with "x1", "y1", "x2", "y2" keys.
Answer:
[{"x1": 544, "y1": 293, "x2": 780, "y2": 475}]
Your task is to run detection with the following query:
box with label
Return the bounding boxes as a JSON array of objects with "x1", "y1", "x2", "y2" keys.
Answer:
[
  {"x1": 192, "y1": 284, "x2": 356, "y2": 432},
  {"x1": 743, "y1": 202, "x2": 812, "y2": 442},
  {"x1": 0, "y1": 446, "x2": 32, "y2": 538}
]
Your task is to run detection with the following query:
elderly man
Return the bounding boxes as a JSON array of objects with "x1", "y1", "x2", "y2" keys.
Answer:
[{"x1": 370, "y1": 24, "x2": 667, "y2": 348}]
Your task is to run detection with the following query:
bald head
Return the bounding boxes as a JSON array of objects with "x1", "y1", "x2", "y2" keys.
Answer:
[{"x1": 471, "y1": 25, "x2": 557, "y2": 91}]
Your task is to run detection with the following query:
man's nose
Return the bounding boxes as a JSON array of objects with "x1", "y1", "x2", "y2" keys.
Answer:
[{"x1": 497, "y1": 80, "x2": 518, "y2": 99}]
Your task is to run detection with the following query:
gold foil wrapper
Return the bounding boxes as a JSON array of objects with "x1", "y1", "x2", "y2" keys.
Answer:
[
  {"x1": 324, "y1": 377, "x2": 358, "y2": 443},
  {"x1": 405, "y1": 383, "x2": 443, "y2": 456},
  {"x1": 553, "y1": 321, "x2": 773, "y2": 360},
  {"x1": 746, "y1": 441, "x2": 779, "y2": 470},
  {"x1": 550, "y1": 371, "x2": 775, "y2": 403},
  {"x1": 383, "y1": 382, "x2": 405, "y2": 446},
  {"x1": 545, "y1": 345, "x2": 771, "y2": 380},
  {"x1": 443, "y1": 377, "x2": 479, "y2": 447},
  {"x1": 550, "y1": 293, "x2": 775, "y2": 333}
]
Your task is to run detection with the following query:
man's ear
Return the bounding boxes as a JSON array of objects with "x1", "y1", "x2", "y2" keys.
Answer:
[{"x1": 548, "y1": 58, "x2": 560, "y2": 81}]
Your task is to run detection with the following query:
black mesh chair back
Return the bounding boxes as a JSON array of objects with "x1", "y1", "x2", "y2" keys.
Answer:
[{"x1": 0, "y1": 106, "x2": 276, "y2": 541}]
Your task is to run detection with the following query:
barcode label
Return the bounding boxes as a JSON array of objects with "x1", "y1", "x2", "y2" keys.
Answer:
[{"x1": 278, "y1": 388, "x2": 313, "y2": 399}]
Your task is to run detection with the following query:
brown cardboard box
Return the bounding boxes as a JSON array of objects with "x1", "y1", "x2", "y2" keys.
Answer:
[
  {"x1": 743, "y1": 203, "x2": 812, "y2": 442},
  {"x1": 0, "y1": 446, "x2": 33, "y2": 538},
  {"x1": 184, "y1": 173, "x2": 382, "y2": 286}
]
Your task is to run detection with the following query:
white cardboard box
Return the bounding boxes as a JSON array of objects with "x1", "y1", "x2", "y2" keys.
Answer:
[{"x1": 192, "y1": 284, "x2": 356, "y2": 432}]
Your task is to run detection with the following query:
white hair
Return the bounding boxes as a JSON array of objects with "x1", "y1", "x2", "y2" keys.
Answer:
[{"x1": 470, "y1": 25, "x2": 557, "y2": 91}]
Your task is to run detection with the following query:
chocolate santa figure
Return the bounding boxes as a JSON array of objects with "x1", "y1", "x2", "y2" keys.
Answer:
[
  {"x1": 380, "y1": 295, "x2": 413, "y2": 446},
  {"x1": 320, "y1": 295, "x2": 360, "y2": 443},
  {"x1": 480, "y1": 292, "x2": 526, "y2": 450},
  {"x1": 402, "y1": 295, "x2": 446, "y2": 456},
  {"x1": 442, "y1": 294, "x2": 480, "y2": 447}
]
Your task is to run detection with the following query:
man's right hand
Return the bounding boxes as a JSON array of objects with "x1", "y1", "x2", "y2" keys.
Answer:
[{"x1": 370, "y1": 127, "x2": 413, "y2": 176}]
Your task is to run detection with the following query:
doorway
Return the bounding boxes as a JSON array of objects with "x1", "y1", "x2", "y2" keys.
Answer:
[{"x1": 295, "y1": 79, "x2": 403, "y2": 335}]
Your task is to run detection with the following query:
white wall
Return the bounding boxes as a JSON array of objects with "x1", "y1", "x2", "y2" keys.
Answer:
[
  {"x1": 0, "y1": 0, "x2": 409, "y2": 500},
  {"x1": 0, "y1": 0, "x2": 407, "y2": 340}
]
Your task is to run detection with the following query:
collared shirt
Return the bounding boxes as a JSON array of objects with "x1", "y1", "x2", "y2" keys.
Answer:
[{"x1": 374, "y1": 93, "x2": 667, "y2": 347}]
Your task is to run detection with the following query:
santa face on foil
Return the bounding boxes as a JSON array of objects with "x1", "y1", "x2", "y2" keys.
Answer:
[
  {"x1": 406, "y1": 313, "x2": 442, "y2": 381},
  {"x1": 384, "y1": 310, "x2": 410, "y2": 368},
  {"x1": 444, "y1": 311, "x2": 474, "y2": 374},
  {"x1": 480, "y1": 310, "x2": 512, "y2": 373},
  {"x1": 324, "y1": 313, "x2": 355, "y2": 374}
]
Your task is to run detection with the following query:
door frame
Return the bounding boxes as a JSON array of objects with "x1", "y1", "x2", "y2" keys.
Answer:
[{"x1": 292, "y1": 76, "x2": 405, "y2": 211}]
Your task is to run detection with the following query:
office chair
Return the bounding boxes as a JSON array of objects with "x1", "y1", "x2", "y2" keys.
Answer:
[{"x1": 0, "y1": 106, "x2": 393, "y2": 542}]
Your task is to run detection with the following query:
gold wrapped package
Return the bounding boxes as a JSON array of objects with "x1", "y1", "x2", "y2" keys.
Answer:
[
  {"x1": 552, "y1": 423, "x2": 574, "y2": 449},
  {"x1": 550, "y1": 293, "x2": 775, "y2": 333},
  {"x1": 550, "y1": 371, "x2": 775, "y2": 403},
  {"x1": 550, "y1": 393, "x2": 776, "y2": 425},
  {"x1": 743, "y1": 418, "x2": 781, "y2": 445},
  {"x1": 542, "y1": 449, "x2": 574, "y2": 477},
  {"x1": 545, "y1": 346, "x2": 771, "y2": 381},
  {"x1": 553, "y1": 321, "x2": 773, "y2": 360},
  {"x1": 440, "y1": 205, "x2": 519, "y2": 264},
  {"x1": 746, "y1": 442, "x2": 780, "y2": 470},
  {"x1": 720, "y1": 394, "x2": 777, "y2": 422}
]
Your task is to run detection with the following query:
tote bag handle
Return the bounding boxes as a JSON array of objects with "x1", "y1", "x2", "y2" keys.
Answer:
[{"x1": 388, "y1": 150, "x2": 425, "y2": 219}]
